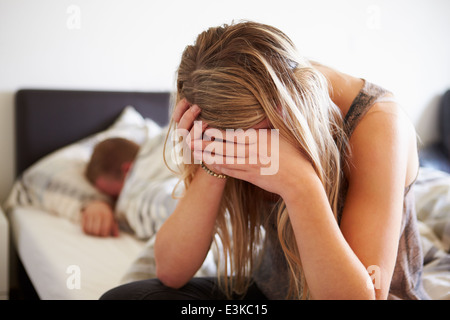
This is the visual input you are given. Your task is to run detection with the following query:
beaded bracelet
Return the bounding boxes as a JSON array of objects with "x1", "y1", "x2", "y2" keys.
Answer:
[{"x1": 201, "y1": 162, "x2": 228, "y2": 179}]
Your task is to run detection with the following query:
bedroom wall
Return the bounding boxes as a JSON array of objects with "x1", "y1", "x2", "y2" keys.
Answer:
[{"x1": 0, "y1": 0, "x2": 449, "y2": 202}]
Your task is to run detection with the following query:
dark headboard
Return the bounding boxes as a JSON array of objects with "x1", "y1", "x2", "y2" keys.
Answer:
[{"x1": 15, "y1": 89, "x2": 172, "y2": 176}]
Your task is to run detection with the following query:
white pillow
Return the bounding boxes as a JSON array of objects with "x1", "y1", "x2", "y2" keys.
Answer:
[
  {"x1": 4, "y1": 106, "x2": 162, "y2": 223},
  {"x1": 115, "y1": 126, "x2": 182, "y2": 239}
]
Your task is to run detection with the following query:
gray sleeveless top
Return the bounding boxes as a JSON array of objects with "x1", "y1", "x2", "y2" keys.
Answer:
[{"x1": 252, "y1": 80, "x2": 430, "y2": 300}]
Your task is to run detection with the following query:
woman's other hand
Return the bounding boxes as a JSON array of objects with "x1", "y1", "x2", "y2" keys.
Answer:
[{"x1": 191, "y1": 127, "x2": 317, "y2": 200}]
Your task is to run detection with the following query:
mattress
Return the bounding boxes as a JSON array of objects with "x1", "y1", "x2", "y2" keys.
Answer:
[{"x1": 9, "y1": 206, "x2": 145, "y2": 300}]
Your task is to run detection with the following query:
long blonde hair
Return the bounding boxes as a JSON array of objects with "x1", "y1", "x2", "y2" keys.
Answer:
[{"x1": 165, "y1": 21, "x2": 347, "y2": 299}]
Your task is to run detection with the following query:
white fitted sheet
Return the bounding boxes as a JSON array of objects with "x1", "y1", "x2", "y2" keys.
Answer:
[{"x1": 10, "y1": 207, "x2": 145, "y2": 300}]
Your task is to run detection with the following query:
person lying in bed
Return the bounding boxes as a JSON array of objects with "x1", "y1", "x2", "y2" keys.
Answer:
[{"x1": 82, "y1": 137, "x2": 139, "y2": 237}]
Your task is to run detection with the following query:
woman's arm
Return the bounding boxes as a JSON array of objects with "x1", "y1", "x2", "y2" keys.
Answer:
[
  {"x1": 282, "y1": 174, "x2": 377, "y2": 299},
  {"x1": 155, "y1": 99, "x2": 226, "y2": 288},
  {"x1": 338, "y1": 105, "x2": 416, "y2": 299},
  {"x1": 155, "y1": 167, "x2": 226, "y2": 288},
  {"x1": 283, "y1": 105, "x2": 412, "y2": 300}
]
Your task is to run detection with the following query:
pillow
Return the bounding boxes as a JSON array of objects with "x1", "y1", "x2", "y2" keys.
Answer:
[
  {"x1": 4, "y1": 106, "x2": 162, "y2": 223},
  {"x1": 115, "y1": 126, "x2": 182, "y2": 239}
]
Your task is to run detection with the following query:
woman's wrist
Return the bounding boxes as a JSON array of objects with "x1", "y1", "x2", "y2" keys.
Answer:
[
  {"x1": 200, "y1": 162, "x2": 228, "y2": 179},
  {"x1": 196, "y1": 163, "x2": 228, "y2": 186},
  {"x1": 280, "y1": 169, "x2": 324, "y2": 206}
]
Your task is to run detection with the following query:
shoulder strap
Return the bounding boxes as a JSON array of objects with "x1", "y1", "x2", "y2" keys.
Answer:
[{"x1": 343, "y1": 80, "x2": 391, "y2": 137}]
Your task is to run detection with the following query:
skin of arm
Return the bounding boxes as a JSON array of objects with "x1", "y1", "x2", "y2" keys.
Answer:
[
  {"x1": 338, "y1": 105, "x2": 417, "y2": 299},
  {"x1": 155, "y1": 99, "x2": 227, "y2": 289},
  {"x1": 154, "y1": 168, "x2": 226, "y2": 288},
  {"x1": 281, "y1": 104, "x2": 414, "y2": 299}
]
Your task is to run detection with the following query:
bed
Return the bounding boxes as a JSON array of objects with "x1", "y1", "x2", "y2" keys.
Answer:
[
  {"x1": 6, "y1": 89, "x2": 176, "y2": 299},
  {"x1": 4, "y1": 89, "x2": 450, "y2": 300},
  {"x1": 5, "y1": 89, "x2": 221, "y2": 300}
]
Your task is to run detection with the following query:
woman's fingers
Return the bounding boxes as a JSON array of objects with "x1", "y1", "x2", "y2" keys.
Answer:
[
  {"x1": 187, "y1": 120, "x2": 208, "y2": 148},
  {"x1": 190, "y1": 128, "x2": 271, "y2": 159},
  {"x1": 172, "y1": 99, "x2": 191, "y2": 123},
  {"x1": 177, "y1": 104, "x2": 201, "y2": 132},
  {"x1": 191, "y1": 128, "x2": 280, "y2": 180},
  {"x1": 191, "y1": 139, "x2": 252, "y2": 159}
]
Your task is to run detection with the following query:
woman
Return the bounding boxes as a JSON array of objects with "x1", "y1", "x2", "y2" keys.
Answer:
[{"x1": 102, "y1": 21, "x2": 429, "y2": 300}]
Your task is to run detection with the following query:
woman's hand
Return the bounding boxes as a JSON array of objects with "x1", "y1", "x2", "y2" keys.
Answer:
[
  {"x1": 173, "y1": 98, "x2": 199, "y2": 128},
  {"x1": 172, "y1": 99, "x2": 209, "y2": 165},
  {"x1": 191, "y1": 126, "x2": 318, "y2": 200},
  {"x1": 172, "y1": 98, "x2": 208, "y2": 146},
  {"x1": 172, "y1": 100, "x2": 317, "y2": 199}
]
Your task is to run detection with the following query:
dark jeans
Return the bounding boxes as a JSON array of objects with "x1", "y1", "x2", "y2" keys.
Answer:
[{"x1": 100, "y1": 277, "x2": 267, "y2": 300}]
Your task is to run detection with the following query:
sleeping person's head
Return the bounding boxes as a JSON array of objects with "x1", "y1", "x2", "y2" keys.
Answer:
[{"x1": 86, "y1": 137, "x2": 139, "y2": 197}]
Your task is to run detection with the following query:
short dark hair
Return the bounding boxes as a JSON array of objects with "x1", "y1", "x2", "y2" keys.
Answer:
[{"x1": 86, "y1": 137, "x2": 139, "y2": 185}]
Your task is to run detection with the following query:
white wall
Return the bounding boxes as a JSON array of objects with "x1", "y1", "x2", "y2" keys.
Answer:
[{"x1": 0, "y1": 0, "x2": 449, "y2": 201}]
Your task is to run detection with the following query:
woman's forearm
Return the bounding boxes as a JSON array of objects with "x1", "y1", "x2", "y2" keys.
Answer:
[
  {"x1": 155, "y1": 167, "x2": 226, "y2": 288},
  {"x1": 282, "y1": 175, "x2": 375, "y2": 300}
]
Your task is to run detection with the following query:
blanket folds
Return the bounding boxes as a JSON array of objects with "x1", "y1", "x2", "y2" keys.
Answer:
[{"x1": 414, "y1": 167, "x2": 450, "y2": 299}]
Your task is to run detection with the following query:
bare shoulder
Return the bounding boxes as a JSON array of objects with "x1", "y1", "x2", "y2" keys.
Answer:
[{"x1": 346, "y1": 97, "x2": 419, "y2": 188}]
